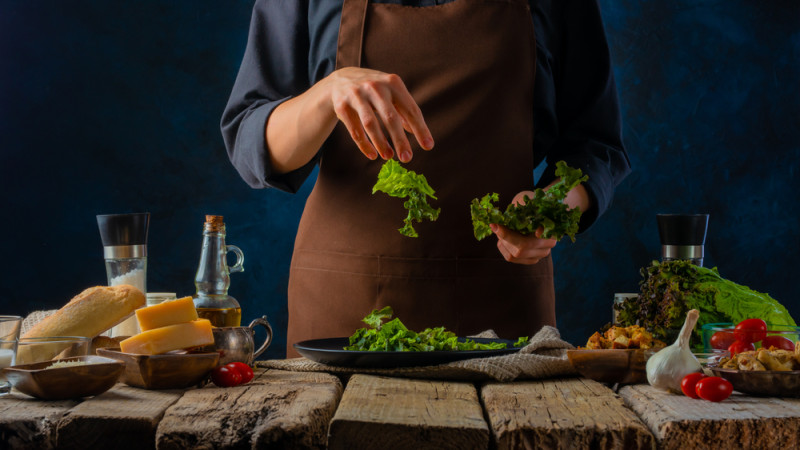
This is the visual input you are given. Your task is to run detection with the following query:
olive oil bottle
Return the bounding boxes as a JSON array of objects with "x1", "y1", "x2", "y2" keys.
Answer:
[{"x1": 192, "y1": 215, "x2": 244, "y2": 327}]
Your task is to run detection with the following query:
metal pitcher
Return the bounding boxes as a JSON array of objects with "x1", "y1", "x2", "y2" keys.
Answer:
[{"x1": 212, "y1": 316, "x2": 273, "y2": 366}]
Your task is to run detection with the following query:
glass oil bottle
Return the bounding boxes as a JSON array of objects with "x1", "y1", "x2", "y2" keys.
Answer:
[{"x1": 192, "y1": 215, "x2": 244, "y2": 327}]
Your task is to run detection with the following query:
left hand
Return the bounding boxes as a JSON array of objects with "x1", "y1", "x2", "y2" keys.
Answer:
[
  {"x1": 492, "y1": 184, "x2": 591, "y2": 265},
  {"x1": 492, "y1": 224, "x2": 557, "y2": 265}
]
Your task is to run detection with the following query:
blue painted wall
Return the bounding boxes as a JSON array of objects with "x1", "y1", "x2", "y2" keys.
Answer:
[{"x1": 1, "y1": 0, "x2": 798, "y2": 358}]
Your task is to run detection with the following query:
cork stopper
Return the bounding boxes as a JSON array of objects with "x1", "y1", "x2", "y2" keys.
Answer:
[{"x1": 204, "y1": 215, "x2": 225, "y2": 233}]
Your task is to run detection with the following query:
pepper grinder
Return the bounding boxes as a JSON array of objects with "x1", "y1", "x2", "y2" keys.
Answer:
[
  {"x1": 656, "y1": 213, "x2": 709, "y2": 267},
  {"x1": 97, "y1": 212, "x2": 150, "y2": 337}
]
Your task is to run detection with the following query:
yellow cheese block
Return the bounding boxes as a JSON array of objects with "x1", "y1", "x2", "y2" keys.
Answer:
[
  {"x1": 135, "y1": 296, "x2": 198, "y2": 331},
  {"x1": 120, "y1": 319, "x2": 214, "y2": 355}
]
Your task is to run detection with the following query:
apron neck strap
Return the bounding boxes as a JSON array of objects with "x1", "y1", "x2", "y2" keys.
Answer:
[{"x1": 336, "y1": 0, "x2": 370, "y2": 69}]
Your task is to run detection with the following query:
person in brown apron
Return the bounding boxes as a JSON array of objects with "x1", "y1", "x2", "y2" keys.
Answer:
[{"x1": 221, "y1": 0, "x2": 629, "y2": 358}]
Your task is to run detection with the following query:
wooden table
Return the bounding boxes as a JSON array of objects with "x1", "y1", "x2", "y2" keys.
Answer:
[{"x1": 2, "y1": 367, "x2": 799, "y2": 449}]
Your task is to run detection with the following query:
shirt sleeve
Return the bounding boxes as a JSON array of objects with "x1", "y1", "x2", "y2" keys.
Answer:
[
  {"x1": 220, "y1": 0, "x2": 319, "y2": 193},
  {"x1": 532, "y1": 0, "x2": 631, "y2": 230}
]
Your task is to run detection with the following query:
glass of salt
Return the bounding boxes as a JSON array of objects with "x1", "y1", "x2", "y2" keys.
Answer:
[
  {"x1": 0, "y1": 315, "x2": 23, "y2": 395},
  {"x1": 106, "y1": 257, "x2": 146, "y2": 336}
]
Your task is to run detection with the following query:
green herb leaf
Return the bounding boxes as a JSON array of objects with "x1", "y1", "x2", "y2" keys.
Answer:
[
  {"x1": 470, "y1": 161, "x2": 588, "y2": 241},
  {"x1": 513, "y1": 336, "x2": 530, "y2": 347},
  {"x1": 343, "y1": 307, "x2": 529, "y2": 352},
  {"x1": 372, "y1": 159, "x2": 441, "y2": 238}
]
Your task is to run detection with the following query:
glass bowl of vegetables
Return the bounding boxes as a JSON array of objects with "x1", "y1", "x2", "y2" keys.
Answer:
[{"x1": 701, "y1": 321, "x2": 800, "y2": 354}]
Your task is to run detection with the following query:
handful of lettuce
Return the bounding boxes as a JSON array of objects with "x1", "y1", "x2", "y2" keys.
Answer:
[
  {"x1": 470, "y1": 161, "x2": 588, "y2": 241},
  {"x1": 344, "y1": 306, "x2": 529, "y2": 351},
  {"x1": 372, "y1": 159, "x2": 440, "y2": 238},
  {"x1": 615, "y1": 260, "x2": 797, "y2": 342}
]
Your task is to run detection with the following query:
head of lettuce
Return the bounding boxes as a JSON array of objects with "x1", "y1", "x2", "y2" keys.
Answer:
[{"x1": 615, "y1": 260, "x2": 796, "y2": 343}]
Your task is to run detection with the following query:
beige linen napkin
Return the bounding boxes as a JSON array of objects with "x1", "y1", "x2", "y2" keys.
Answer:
[{"x1": 258, "y1": 325, "x2": 577, "y2": 382}]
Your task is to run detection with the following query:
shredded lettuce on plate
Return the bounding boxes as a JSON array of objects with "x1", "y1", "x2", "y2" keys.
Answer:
[{"x1": 344, "y1": 306, "x2": 529, "y2": 352}]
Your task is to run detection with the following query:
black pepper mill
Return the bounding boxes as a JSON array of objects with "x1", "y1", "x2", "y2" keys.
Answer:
[{"x1": 656, "y1": 214, "x2": 709, "y2": 267}]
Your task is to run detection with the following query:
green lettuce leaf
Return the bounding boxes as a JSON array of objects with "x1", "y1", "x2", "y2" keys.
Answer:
[
  {"x1": 469, "y1": 161, "x2": 588, "y2": 241},
  {"x1": 372, "y1": 159, "x2": 440, "y2": 238},
  {"x1": 343, "y1": 306, "x2": 524, "y2": 352},
  {"x1": 615, "y1": 260, "x2": 796, "y2": 343}
]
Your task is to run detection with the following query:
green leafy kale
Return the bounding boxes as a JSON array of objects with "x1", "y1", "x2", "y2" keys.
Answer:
[
  {"x1": 513, "y1": 336, "x2": 531, "y2": 348},
  {"x1": 469, "y1": 161, "x2": 588, "y2": 241},
  {"x1": 615, "y1": 260, "x2": 797, "y2": 343},
  {"x1": 344, "y1": 306, "x2": 521, "y2": 352},
  {"x1": 372, "y1": 159, "x2": 440, "y2": 238}
]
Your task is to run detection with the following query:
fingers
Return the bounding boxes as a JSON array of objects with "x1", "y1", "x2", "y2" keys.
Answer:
[
  {"x1": 491, "y1": 224, "x2": 557, "y2": 265},
  {"x1": 366, "y1": 79, "x2": 414, "y2": 162},
  {"x1": 330, "y1": 69, "x2": 433, "y2": 161},
  {"x1": 386, "y1": 75, "x2": 434, "y2": 151},
  {"x1": 334, "y1": 103, "x2": 378, "y2": 160}
]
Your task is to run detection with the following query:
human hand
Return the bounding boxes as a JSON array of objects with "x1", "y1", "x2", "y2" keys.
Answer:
[
  {"x1": 327, "y1": 67, "x2": 434, "y2": 162},
  {"x1": 491, "y1": 224, "x2": 558, "y2": 265},
  {"x1": 492, "y1": 190, "x2": 558, "y2": 265}
]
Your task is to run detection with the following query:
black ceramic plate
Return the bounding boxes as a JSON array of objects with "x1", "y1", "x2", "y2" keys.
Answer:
[{"x1": 293, "y1": 337, "x2": 520, "y2": 368}]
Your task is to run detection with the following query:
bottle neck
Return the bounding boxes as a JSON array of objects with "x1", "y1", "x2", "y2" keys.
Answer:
[{"x1": 194, "y1": 231, "x2": 230, "y2": 296}]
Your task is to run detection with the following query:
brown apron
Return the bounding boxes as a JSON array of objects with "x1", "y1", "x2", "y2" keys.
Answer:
[{"x1": 286, "y1": 0, "x2": 554, "y2": 357}]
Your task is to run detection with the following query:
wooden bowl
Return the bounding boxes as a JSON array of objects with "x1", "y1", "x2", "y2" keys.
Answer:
[
  {"x1": 2, "y1": 355, "x2": 124, "y2": 400},
  {"x1": 97, "y1": 349, "x2": 218, "y2": 390},
  {"x1": 567, "y1": 349, "x2": 656, "y2": 385}
]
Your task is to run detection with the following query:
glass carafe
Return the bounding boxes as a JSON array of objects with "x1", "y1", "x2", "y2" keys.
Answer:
[{"x1": 192, "y1": 215, "x2": 244, "y2": 327}]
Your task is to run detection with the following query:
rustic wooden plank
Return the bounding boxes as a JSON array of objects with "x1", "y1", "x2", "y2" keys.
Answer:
[
  {"x1": 482, "y1": 378, "x2": 656, "y2": 450},
  {"x1": 54, "y1": 384, "x2": 184, "y2": 450},
  {"x1": 619, "y1": 384, "x2": 800, "y2": 450},
  {"x1": 328, "y1": 374, "x2": 489, "y2": 450},
  {"x1": 0, "y1": 391, "x2": 79, "y2": 449},
  {"x1": 156, "y1": 368, "x2": 342, "y2": 450}
]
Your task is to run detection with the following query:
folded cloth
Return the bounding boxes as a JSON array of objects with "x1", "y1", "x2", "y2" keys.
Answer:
[
  {"x1": 258, "y1": 325, "x2": 578, "y2": 382},
  {"x1": 20, "y1": 310, "x2": 57, "y2": 336}
]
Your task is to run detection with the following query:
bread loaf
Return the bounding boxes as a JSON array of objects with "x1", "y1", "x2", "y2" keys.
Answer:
[
  {"x1": 15, "y1": 285, "x2": 144, "y2": 364},
  {"x1": 22, "y1": 285, "x2": 146, "y2": 340}
]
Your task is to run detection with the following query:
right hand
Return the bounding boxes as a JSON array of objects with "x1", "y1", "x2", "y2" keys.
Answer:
[{"x1": 327, "y1": 67, "x2": 434, "y2": 162}]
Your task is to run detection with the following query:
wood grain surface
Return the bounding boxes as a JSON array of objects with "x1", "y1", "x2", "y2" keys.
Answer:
[
  {"x1": 155, "y1": 369, "x2": 342, "y2": 450},
  {"x1": 619, "y1": 384, "x2": 800, "y2": 450},
  {"x1": 328, "y1": 374, "x2": 489, "y2": 450},
  {"x1": 54, "y1": 384, "x2": 183, "y2": 450},
  {"x1": 482, "y1": 377, "x2": 656, "y2": 450},
  {"x1": 0, "y1": 392, "x2": 78, "y2": 449}
]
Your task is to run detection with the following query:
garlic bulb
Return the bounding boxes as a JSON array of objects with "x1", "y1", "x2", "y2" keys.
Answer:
[{"x1": 646, "y1": 309, "x2": 702, "y2": 393}]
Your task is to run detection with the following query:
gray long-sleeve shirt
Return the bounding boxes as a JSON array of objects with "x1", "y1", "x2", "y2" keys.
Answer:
[{"x1": 221, "y1": 0, "x2": 631, "y2": 229}]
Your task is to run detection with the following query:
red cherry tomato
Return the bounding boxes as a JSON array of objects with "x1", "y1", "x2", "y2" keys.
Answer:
[
  {"x1": 733, "y1": 318, "x2": 767, "y2": 344},
  {"x1": 695, "y1": 376, "x2": 733, "y2": 402},
  {"x1": 728, "y1": 340, "x2": 756, "y2": 355},
  {"x1": 226, "y1": 362, "x2": 254, "y2": 384},
  {"x1": 760, "y1": 335, "x2": 795, "y2": 351},
  {"x1": 709, "y1": 331, "x2": 736, "y2": 350},
  {"x1": 681, "y1": 372, "x2": 707, "y2": 399},
  {"x1": 211, "y1": 365, "x2": 243, "y2": 387}
]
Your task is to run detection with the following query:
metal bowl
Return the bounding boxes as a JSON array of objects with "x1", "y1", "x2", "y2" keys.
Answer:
[{"x1": 708, "y1": 365, "x2": 800, "y2": 397}]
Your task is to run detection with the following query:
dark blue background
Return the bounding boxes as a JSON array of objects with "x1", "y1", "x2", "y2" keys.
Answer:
[{"x1": 1, "y1": 0, "x2": 798, "y2": 359}]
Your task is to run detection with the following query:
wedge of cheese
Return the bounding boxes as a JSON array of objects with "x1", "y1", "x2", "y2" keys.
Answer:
[
  {"x1": 120, "y1": 319, "x2": 214, "y2": 355},
  {"x1": 135, "y1": 296, "x2": 198, "y2": 331}
]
